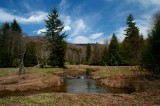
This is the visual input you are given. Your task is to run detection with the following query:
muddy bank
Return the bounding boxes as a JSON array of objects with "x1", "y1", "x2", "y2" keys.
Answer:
[{"x1": 0, "y1": 72, "x2": 64, "y2": 96}]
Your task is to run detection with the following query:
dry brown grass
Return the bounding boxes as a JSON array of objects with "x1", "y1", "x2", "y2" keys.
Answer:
[
  {"x1": 0, "y1": 72, "x2": 63, "y2": 94},
  {"x1": 0, "y1": 65, "x2": 159, "y2": 106},
  {"x1": 0, "y1": 90, "x2": 160, "y2": 106}
]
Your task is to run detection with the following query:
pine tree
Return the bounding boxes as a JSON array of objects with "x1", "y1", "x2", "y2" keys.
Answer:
[
  {"x1": 102, "y1": 46, "x2": 108, "y2": 65},
  {"x1": 0, "y1": 21, "x2": 23, "y2": 67},
  {"x1": 10, "y1": 19, "x2": 23, "y2": 66},
  {"x1": 0, "y1": 22, "x2": 11, "y2": 67},
  {"x1": 141, "y1": 12, "x2": 160, "y2": 74},
  {"x1": 86, "y1": 43, "x2": 91, "y2": 62},
  {"x1": 45, "y1": 8, "x2": 67, "y2": 68},
  {"x1": 11, "y1": 19, "x2": 22, "y2": 33},
  {"x1": 106, "y1": 34, "x2": 120, "y2": 65},
  {"x1": 2, "y1": 22, "x2": 10, "y2": 32},
  {"x1": 123, "y1": 14, "x2": 141, "y2": 65}
]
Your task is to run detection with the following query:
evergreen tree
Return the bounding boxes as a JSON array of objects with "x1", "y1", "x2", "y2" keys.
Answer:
[
  {"x1": 106, "y1": 34, "x2": 120, "y2": 65},
  {"x1": 0, "y1": 23, "x2": 11, "y2": 67},
  {"x1": 123, "y1": 14, "x2": 141, "y2": 65},
  {"x1": 10, "y1": 19, "x2": 23, "y2": 66},
  {"x1": 2, "y1": 22, "x2": 10, "y2": 32},
  {"x1": 24, "y1": 42, "x2": 37, "y2": 67},
  {"x1": 86, "y1": 43, "x2": 91, "y2": 62},
  {"x1": 118, "y1": 42, "x2": 129, "y2": 65},
  {"x1": 45, "y1": 8, "x2": 67, "y2": 68},
  {"x1": 141, "y1": 12, "x2": 160, "y2": 74},
  {"x1": 102, "y1": 46, "x2": 108, "y2": 65},
  {"x1": 0, "y1": 21, "x2": 23, "y2": 67},
  {"x1": 11, "y1": 19, "x2": 22, "y2": 33}
]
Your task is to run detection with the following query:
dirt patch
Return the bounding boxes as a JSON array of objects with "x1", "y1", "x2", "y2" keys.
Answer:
[{"x1": 0, "y1": 72, "x2": 64, "y2": 96}]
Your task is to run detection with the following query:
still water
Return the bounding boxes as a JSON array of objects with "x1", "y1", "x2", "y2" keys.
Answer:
[
  {"x1": 64, "y1": 78, "x2": 131, "y2": 94},
  {"x1": 0, "y1": 78, "x2": 131, "y2": 98}
]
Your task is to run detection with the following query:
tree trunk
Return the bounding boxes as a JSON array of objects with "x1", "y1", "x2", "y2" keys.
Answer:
[{"x1": 17, "y1": 51, "x2": 26, "y2": 76}]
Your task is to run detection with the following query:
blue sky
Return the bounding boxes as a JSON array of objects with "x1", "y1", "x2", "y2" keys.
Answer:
[{"x1": 0, "y1": 0, "x2": 160, "y2": 44}]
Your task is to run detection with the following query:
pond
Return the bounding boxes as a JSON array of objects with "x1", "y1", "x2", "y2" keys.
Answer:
[
  {"x1": 0, "y1": 77, "x2": 131, "y2": 98},
  {"x1": 64, "y1": 78, "x2": 131, "y2": 94}
]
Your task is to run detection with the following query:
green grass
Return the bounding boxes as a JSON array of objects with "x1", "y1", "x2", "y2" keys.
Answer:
[
  {"x1": 25, "y1": 67, "x2": 65, "y2": 73},
  {"x1": 0, "y1": 67, "x2": 66, "y2": 77},
  {"x1": 0, "y1": 93, "x2": 88, "y2": 106},
  {"x1": 91, "y1": 66, "x2": 138, "y2": 78},
  {"x1": 0, "y1": 68, "x2": 17, "y2": 77},
  {"x1": 0, "y1": 65, "x2": 145, "y2": 78},
  {"x1": 0, "y1": 93, "x2": 53, "y2": 106},
  {"x1": 0, "y1": 65, "x2": 85, "y2": 77},
  {"x1": 90, "y1": 66, "x2": 148, "y2": 78}
]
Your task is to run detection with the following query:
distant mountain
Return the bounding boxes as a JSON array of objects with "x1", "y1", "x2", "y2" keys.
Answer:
[
  {"x1": 75, "y1": 43, "x2": 96, "y2": 46},
  {"x1": 23, "y1": 35, "x2": 45, "y2": 43},
  {"x1": 22, "y1": 35, "x2": 104, "y2": 47}
]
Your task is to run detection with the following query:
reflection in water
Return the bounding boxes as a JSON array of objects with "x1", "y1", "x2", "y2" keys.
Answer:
[
  {"x1": 65, "y1": 79, "x2": 103, "y2": 93},
  {"x1": 64, "y1": 79, "x2": 131, "y2": 94}
]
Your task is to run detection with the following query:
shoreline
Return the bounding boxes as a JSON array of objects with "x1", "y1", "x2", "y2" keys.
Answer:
[{"x1": 0, "y1": 65, "x2": 160, "y2": 105}]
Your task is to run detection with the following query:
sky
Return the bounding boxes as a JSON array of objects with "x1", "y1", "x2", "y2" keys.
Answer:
[{"x1": 0, "y1": 0, "x2": 160, "y2": 44}]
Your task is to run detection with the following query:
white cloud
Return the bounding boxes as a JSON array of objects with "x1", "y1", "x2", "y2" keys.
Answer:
[
  {"x1": 71, "y1": 19, "x2": 86, "y2": 36},
  {"x1": 19, "y1": 11, "x2": 48, "y2": 23},
  {"x1": 136, "y1": 15, "x2": 152, "y2": 38},
  {"x1": 35, "y1": 25, "x2": 71, "y2": 35},
  {"x1": 136, "y1": 21, "x2": 150, "y2": 39},
  {"x1": 71, "y1": 36, "x2": 90, "y2": 44},
  {"x1": 0, "y1": 8, "x2": 48, "y2": 24},
  {"x1": 34, "y1": 28, "x2": 47, "y2": 35},
  {"x1": 59, "y1": 15, "x2": 72, "y2": 32},
  {"x1": 63, "y1": 26, "x2": 71, "y2": 31},
  {"x1": 114, "y1": 27, "x2": 126, "y2": 42},
  {"x1": 89, "y1": 33, "x2": 103, "y2": 39},
  {"x1": 70, "y1": 32, "x2": 104, "y2": 44},
  {"x1": 0, "y1": 9, "x2": 16, "y2": 22}
]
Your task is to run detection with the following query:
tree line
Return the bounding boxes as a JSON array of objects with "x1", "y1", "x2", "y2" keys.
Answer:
[
  {"x1": 0, "y1": 19, "x2": 23, "y2": 67},
  {"x1": 0, "y1": 8, "x2": 160, "y2": 75},
  {"x1": 66, "y1": 13, "x2": 160, "y2": 75}
]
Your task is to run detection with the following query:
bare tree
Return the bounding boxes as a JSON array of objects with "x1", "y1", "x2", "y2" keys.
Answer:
[{"x1": 17, "y1": 51, "x2": 26, "y2": 76}]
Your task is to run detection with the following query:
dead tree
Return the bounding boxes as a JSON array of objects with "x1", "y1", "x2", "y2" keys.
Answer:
[{"x1": 17, "y1": 51, "x2": 26, "y2": 76}]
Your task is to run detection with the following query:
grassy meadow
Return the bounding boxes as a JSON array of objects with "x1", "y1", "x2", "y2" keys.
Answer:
[
  {"x1": 0, "y1": 65, "x2": 160, "y2": 106},
  {"x1": 0, "y1": 65, "x2": 146, "y2": 78}
]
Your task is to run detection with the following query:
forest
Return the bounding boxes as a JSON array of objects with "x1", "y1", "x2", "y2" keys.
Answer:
[{"x1": 0, "y1": 8, "x2": 160, "y2": 75}]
